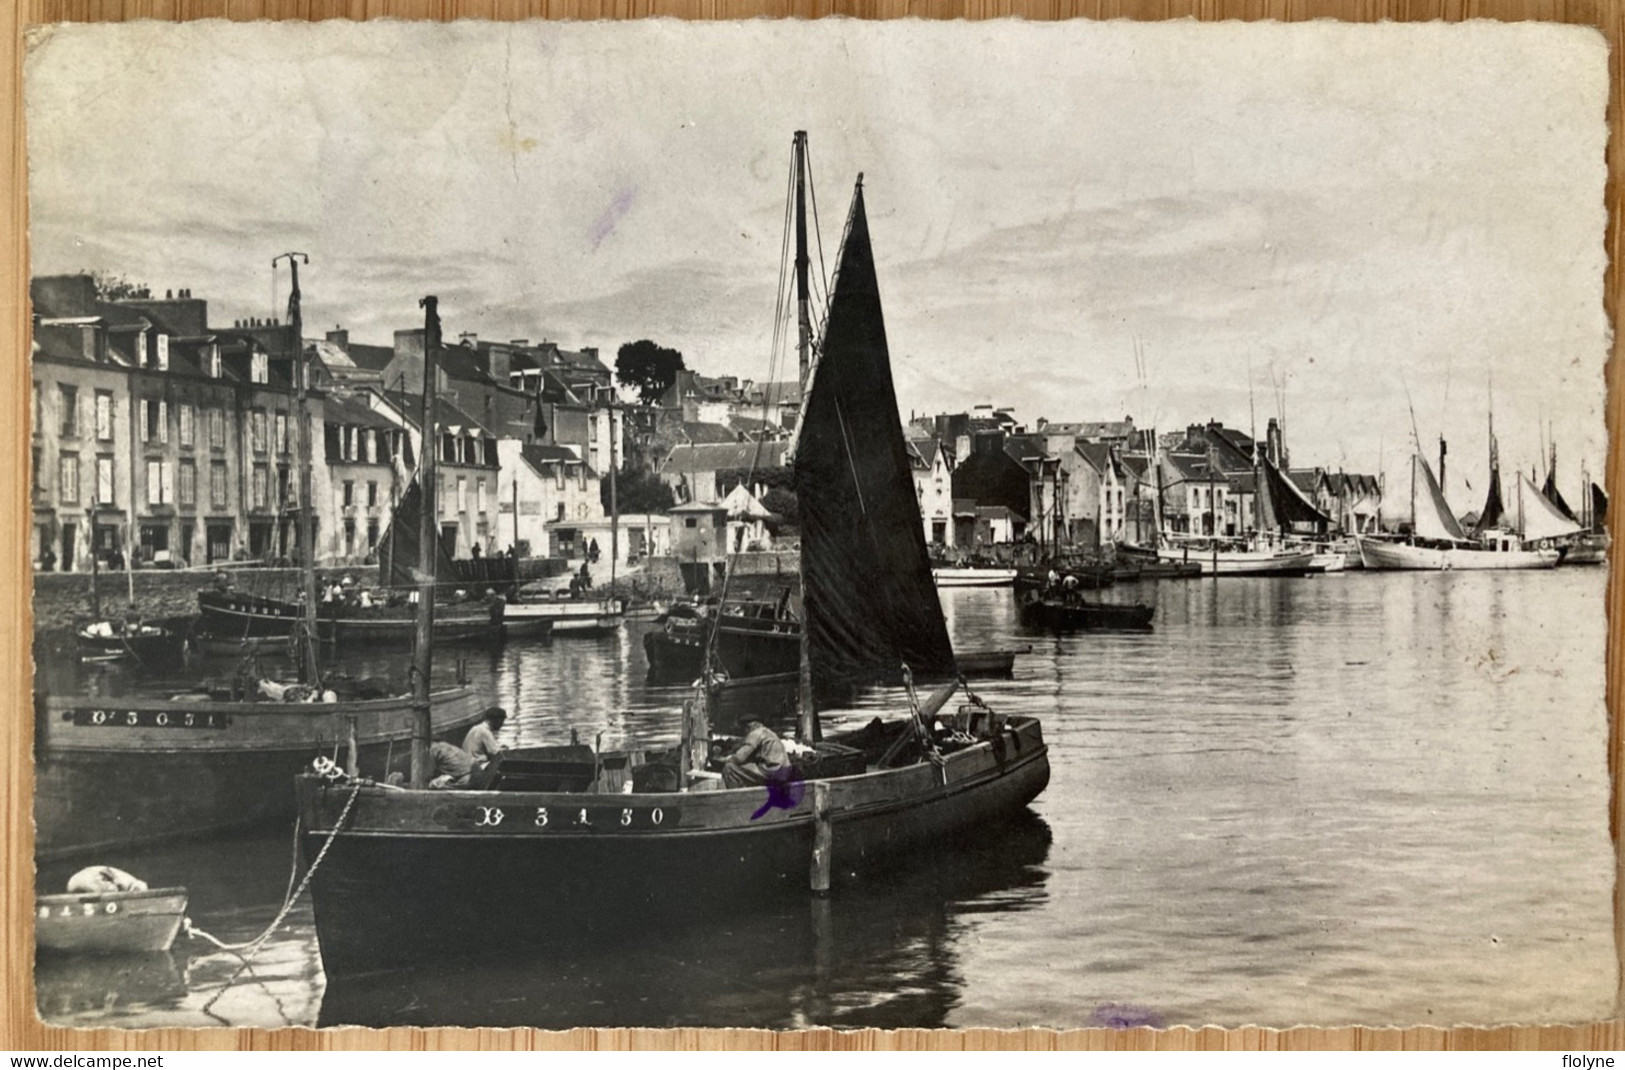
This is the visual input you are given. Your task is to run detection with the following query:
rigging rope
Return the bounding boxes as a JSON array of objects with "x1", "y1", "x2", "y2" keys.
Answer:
[{"x1": 183, "y1": 770, "x2": 362, "y2": 955}]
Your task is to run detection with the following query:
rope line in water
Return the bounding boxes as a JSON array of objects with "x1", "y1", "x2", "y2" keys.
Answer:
[{"x1": 183, "y1": 778, "x2": 362, "y2": 954}]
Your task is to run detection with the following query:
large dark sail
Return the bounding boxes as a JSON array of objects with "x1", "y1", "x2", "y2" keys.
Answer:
[
  {"x1": 1543, "y1": 470, "x2": 1576, "y2": 521},
  {"x1": 1480, "y1": 433, "x2": 1504, "y2": 531},
  {"x1": 1259, "y1": 456, "x2": 1330, "y2": 530},
  {"x1": 792, "y1": 181, "x2": 955, "y2": 691},
  {"x1": 1591, "y1": 482, "x2": 1609, "y2": 532},
  {"x1": 377, "y1": 479, "x2": 458, "y2": 592}
]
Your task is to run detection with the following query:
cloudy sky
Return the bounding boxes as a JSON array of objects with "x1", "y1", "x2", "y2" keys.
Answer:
[{"x1": 25, "y1": 18, "x2": 1610, "y2": 509}]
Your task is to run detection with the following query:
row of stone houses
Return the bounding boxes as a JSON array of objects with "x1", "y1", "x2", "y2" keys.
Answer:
[{"x1": 29, "y1": 274, "x2": 622, "y2": 574}]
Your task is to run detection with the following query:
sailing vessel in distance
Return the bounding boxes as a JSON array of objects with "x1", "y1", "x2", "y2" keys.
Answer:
[
  {"x1": 1356, "y1": 451, "x2": 1561, "y2": 570},
  {"x1": 294, "y1": 153, "x2": 1050, "y2": 978}
]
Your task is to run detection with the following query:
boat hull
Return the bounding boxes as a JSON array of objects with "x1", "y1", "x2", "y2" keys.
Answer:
[
  {"x1": 1157, "y1": 548, "x2": 1315, "y2": 577},
  {"x1": 35, "y1": 688, "x2": 488, "y2": 860},
  {"x1": 35, "y1": 888, "x2": 188, "y2": 954},
  {"x1": 296, "y1": 717, "x2": 1050, "y2": 977},
  {"x1": 1355, "y1": 537, "x2": 1559, "y2": 571},
  {"x1": 196, "y1": 589, "x2": 305, "y2": 640},
  {"x1": 1018, "y1": 596, "x2": 1154, "y2": 631},
  {"x1": 503, "y1": 598, "x2": 624, "y2": 637},
  {"x1": 931, "y1": 567, "x2": 1018, "y2": 588},
  {"x1": 643, "y1": 621, "x2": 801, "y2": 683}
]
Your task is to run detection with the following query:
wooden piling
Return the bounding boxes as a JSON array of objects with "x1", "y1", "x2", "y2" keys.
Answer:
[
  {"x1": 345, "y1": 716, "x2": 359, "y2": 778},
  {"x1": 810, "y1": 780, "x2": 833, "y2": 895}
]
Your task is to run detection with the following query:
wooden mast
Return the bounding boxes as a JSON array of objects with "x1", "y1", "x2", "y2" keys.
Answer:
[
  {"x1": 275, "y1": 252, "x2": 321, "y2": 685},
  {"x1": 793, "y1": 130, "x2": 818, "y2": 743},
  {"x1": 409, "y1": 295, "x2": 442, "y2": 789}
]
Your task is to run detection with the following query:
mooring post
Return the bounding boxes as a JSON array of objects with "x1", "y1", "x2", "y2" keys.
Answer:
[
  {"x1": 810, "y1": 780, "x2": 833, "y2": 895},
  {"x1": 345, "y1": 715, "x2": 359, "y2": 778}
]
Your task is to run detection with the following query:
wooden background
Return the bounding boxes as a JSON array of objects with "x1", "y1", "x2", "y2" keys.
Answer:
[{"x1": 4, "y1": 0, "x2": 1623, "y2": 1052}]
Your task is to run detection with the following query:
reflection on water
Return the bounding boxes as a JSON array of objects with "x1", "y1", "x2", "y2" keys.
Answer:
[{"x1": 33, "y1": 570, "x2": 1615, "y2": 1029}]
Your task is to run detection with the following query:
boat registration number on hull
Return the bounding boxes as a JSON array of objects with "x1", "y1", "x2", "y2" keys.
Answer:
[
  {"x1": 67, "y1": 709, "x2": 229, "y2": 730},
  {"x1": 439, "y1": 804, "x2": 680, "y2": 832}
]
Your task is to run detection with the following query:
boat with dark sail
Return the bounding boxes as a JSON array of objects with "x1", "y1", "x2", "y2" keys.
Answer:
[
  {"x1": 295, "y1": 145, "x2": 1050, "y2": 978},
  {"x1": 36, "y1": 259, "x2": 491, "y2": 861}
]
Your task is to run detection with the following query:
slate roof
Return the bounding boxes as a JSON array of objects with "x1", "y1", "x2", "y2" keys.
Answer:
[{"x1": 662, "y1": 441, "x2": 790, "y2": 474}]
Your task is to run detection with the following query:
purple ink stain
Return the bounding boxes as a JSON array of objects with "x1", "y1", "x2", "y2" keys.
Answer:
[
  {"x1": 588, "y1": 187, "x2": 636, "y2": 250},
  {"x1": 750, "y1": 769, "x2": 805, "y2": 820},
  {"x1": 1090, "y1": 1003, "x2": 1164, "y2": 1029}
]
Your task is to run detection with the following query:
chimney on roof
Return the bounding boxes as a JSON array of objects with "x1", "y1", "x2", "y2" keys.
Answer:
[
  {"x1": 510, "y1": 339, "x2": 529, "y2": 347},
  {"x1": 327, "y1": 327, "x2": 349, "y2": 350},
  {"x1": 165, "y1": 289, "x2": 172, "y2": 299},
  {"x1": 460, "y1": 332, "x2": 478, "y2": 346}
]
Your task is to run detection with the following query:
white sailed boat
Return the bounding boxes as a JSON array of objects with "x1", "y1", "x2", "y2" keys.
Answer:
[
  {"x1": 1356, "y1": 456, "x2": 1565, "y2": 571},
  {"x1": 931, "y1": 566, "x2": 1018, "y2": 588}
]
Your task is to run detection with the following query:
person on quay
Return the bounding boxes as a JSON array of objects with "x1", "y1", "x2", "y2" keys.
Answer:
[
  {"x1": 463, "y1": 706, "x2": 509, "y2": 770},
  {"x1": 722, "y1": 717, "x2": 789, "y2": 789}
]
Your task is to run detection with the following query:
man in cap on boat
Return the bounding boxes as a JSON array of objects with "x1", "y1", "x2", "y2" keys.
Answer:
[
  {"x1": 463, "y1": 706, "x2": 509, "y2": 770},
  {"x1": 722, "y1": 717, "x2": 789, "y2": 789}
]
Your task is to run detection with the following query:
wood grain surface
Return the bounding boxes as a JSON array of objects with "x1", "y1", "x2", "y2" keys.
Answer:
[{"x1": 5, "y1": 0, "x2": 1624, "y2": 1052}]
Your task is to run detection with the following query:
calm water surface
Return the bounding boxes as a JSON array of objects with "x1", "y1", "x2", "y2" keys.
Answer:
[{"x1": 35, "y1": 569, "x2": 1614, "y2": 1030}]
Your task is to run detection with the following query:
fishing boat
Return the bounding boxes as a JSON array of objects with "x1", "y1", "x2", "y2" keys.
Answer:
[
  {"x1": 1356, "y1": 452, "x2": 1562, "y2": 570},
  {"x1": 1566, "y1": 476, "x2": 1610, "y2": 565},
  {"x1": 931, "y1": 565, "x2": 1018, "y2": 588},
  {"x1": 75, "y1": 618, "x2": 192, "y2": 667},
  {"x1": 503, "y1": 591, "x2": 623, "y2": 637},
  {"x1": 35, "y1": 887, "x2": 189, "y2": 955},
  {"x1": 35, "y1": 258, "x2": 492, "y2": 861},
  {"x1": 1017, "y1": 591, "x2": 1154, "y2": 631},
  {"x1": 295, "y1": 143, "x2": 1050, "y2": 978},
  {"x1": 642, "y1": 595, "x2": 801, "y2": 682},
  {"x1": 1156, "y1": 537, "x2": 1314, "y2": 576}
]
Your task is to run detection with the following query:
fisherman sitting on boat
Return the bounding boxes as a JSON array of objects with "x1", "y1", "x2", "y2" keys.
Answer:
[
  {"x1": 722, "y1": 717, "x2": 789, "y2": 789},
  {"x1": 66, "y1": 866, "x2": 148, "y2": 894},
  {"x1": 463, "y1": 706, "x2": 508, "y2": 769},
  {"x1": 428, "y1": 740, "x2": 475, "y2": 788}
]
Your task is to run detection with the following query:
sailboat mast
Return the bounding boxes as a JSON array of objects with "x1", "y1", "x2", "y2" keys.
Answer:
[
  {"x1": 409, "y1": 295, "x2": 443, "y2": 790},
  {"x1": 279, "y1": 253, "x2": 321, "y2": 685},
  {"x1": 794, "y1": 131, "x2": 818, "y2": 742}
]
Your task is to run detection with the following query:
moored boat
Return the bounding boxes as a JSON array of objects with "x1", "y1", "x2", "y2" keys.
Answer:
[
  {"x1": 1017, "y1": 592, "x2": 1154, "y2": 631},
  {"x1": 295, "y1": 145, "x2": 1049, "y2": 978},
  {"x1": 931, "y1": 565, "x2": 1018, "y2": 588},
  {"x1": 75, "y1": 618, "x2": 191, "y2": 667},
  {"x1": 35, "y1": 887, "x2": 189, "y2": 955},
  {"x1": 503, "y1": 594, "x2": 625, "y2": 637},
  {"x1": 1156, "y1": 540, "x2": 1315, "y2": 577}
]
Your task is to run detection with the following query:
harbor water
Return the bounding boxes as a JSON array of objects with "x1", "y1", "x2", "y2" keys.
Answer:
[{"x1": 34, "y1": 569, "x2": 1614, "y2": 1030}]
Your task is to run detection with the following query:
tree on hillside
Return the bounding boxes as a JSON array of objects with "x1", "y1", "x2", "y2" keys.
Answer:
[
  {"x1": 602, "y1": 462, "x2": 676, "y2": 514},
  {"x1": 616, "y1": 340, "x2": 685, "y2": 407}
]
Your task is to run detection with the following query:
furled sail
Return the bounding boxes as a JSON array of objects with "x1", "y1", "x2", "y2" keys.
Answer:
[
  {"x1": 377, "y1": 479, "x2": 459, "y2": 591},
  {"x1": 791, "y1": 181, "x2": 955, "y2": 691},
  {"x1": 1413, "y1": 456, "x2": 1468, "y2": 542},
  {"x1": 1518, "y1": 473, "x2": 1584, "y2": 541}
]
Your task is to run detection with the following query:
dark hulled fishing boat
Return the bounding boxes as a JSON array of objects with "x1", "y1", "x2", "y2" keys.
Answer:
[
  {"x1": 1017, "y1": 591, "x2": 1154, "y2": 631},
  {"x1": 295, "y1": 152, "x2": 1049, "y2": 978},
  {"x1": 35, "y1": 258, "x2": 493, "y2": 861}
]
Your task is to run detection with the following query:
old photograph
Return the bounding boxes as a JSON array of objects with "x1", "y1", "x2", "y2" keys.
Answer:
[{"x1": 23, "y1": 18, "x2": 1614, "y2": 1031}]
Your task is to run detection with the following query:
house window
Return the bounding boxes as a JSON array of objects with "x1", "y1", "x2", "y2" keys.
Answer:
[
  {"x1": 343, "y1": 519, "x2": 356, "y2": 557},
  {"x1": 141, "y1": 399, "x2": 168, "y2": 443},
  {"x1": 555, "y1": 465, "x2": 564, "y2": 491},
  {"x1": 178, "y1": 460, "x2": 196, "y2": 507},
  {"x1": 33, "y1": 382, "x2": 41, "y2": 434},
  {"x1": 209, "y1": 408, "x2": 226, "y2": 450},
  {"x1": 342, "y1": 481, "x2": 355, "y2": 508},
  {"x1": 178, "y1": 404, "x2": 194, "y2": 447},
  {"x1": 31, "y1": 446, "x2": 40, "y2": 494},
  {"x1": 146, "y1": 460, "x2": 173, "y2": 505},
  {"x1": 207, "y1": 346, "x2": 221, "y2": 378},
  {"x1": 58, "y1": 454, "x2": 80, "y2": 503},
  {"x1": 156, "y1": 334, "x2": 169, "y2": 371},
  {"x1": 250, "y1": 410, "x2": 267, "y2": 453},
  {"x1": 251, "y1": 352, "x2": 268, "y2": 384},
  {"x1": 457, "y1": 477, "x2": 467, "y2": 513},
  {"x1": 364, "y1": 430, "x2": 376, "y2": 463},
  {"x1": 476, "y1": 479, "x2": 486, "y2": 515},
  {"x1": 275, "y1": 412, "x2": 288, "y2": 455},
  {"x1": 367, "y1": 518, "x2": 380, "y2": 549},
  {"x1": 58, "y1": 385, "x2": 78, "y2": 437},
  {"x1": 685, "y1": 517, "x2": 698, "y2": 529},
  {"x1": 367, "y1": 481, "x2": 378, "y2": 508},
  {"x1": 132, "y1": 333, "x2": 146, "y2": 366},
  {"x1": 96, "y1": 456, "x2": 114, "y2": 505},
  {"x1": 95, "y1": 391, "x2": 114, "y2": 440},
  {"x1": 210, "y1": 461, "x2": 229, "y2": 508},
  {"x1": 251, "y1": 465, "x2": 269, "y2": 510}
]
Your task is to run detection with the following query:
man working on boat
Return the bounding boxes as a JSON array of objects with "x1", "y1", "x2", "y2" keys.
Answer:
[
  {"x1": 463, "y1": 706, "x2": 508, "y2": 769},
  {"x1": 428, "y1": 740, "x2": 475, "y2": 788},
  {"x1": 722, "y1": 717, "x2": 789, "y2": 789}
]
